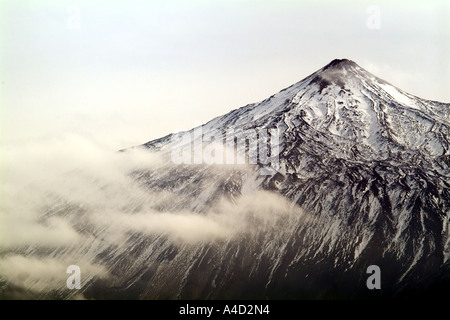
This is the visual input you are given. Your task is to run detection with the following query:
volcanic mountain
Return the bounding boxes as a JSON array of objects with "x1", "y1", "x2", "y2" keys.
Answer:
[
  {"x1": 2, "y1": 59, "x2": 449, "y2": 299},
  {"x1": 126, "y1": 59, "x2": 450, "y2": 298}
]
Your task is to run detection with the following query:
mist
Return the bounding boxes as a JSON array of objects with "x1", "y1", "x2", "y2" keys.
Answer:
[{"x1": 0, "y1": 135, "x2": 304, "y2": 297}]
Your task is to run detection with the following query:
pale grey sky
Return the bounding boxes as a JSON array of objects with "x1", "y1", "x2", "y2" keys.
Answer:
[{"x1": 1, "y1": 0, "x2": 449, "y2": 149}]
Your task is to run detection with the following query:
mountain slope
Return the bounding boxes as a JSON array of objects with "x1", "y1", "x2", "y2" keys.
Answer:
[
  {"x1": 128, "y1": 58, "x2": 450, "y2": 298},
  {"x1": 1, "y1": 59, "x2": 448, "y2": 299}
]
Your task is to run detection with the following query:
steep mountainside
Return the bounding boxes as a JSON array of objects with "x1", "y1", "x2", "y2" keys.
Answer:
[
  {"x1": 1, "y1": 59, "x2": 448, "y2": 299},
  {"x1": 129, "y1": 59, "x2": 450, "y2": 299}
]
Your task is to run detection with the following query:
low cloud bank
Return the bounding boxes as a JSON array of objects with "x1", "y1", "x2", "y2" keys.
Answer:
[{"x1": 0, "y1": 135, "x2": 303, "y2": 296}]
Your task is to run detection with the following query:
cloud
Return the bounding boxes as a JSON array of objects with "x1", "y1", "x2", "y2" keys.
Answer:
[
  {"x1": 112, "y1": 211, "x2": 233, "y2": 244},
  {"x1": 1, "y1": 134, "x2": 301, "y2": 246},
  {"x1": 0, "y1": 217, "x2": 80, "y2": 248},
  {"x1": 0, "y1": 135, "x2": 166, "y2": 249},
  {"x1": 0, "y1": 255, "x2": 107, "y2": 295},
  {"x1": 0, "y1": 134, "x2": 305, "y2": 297},
  {"x1": 93, "y1": 189, "x2": 302, "y2": 245}
]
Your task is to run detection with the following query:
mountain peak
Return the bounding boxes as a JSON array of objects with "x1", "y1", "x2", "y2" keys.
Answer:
[
  {"x1": 141, "y1": 58, "x2": 449, "y2": 160},
  {"x1": 307, "y1": 59, "x2": 364, "y2": 94},
  {"x1": 323, "y1": 58, "x2": 359, "y2": 71}
]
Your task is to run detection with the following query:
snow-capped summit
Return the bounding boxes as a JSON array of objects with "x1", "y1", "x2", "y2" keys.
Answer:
[
  {"x1": 131, "y1": 59, "x2": 450, "y2": 299},
  {"x1": 324, "y1": 58, "x2": 358, "y2": 68},
  {"x1": 143, "y1": 59, "x2": 448, "y2": 164}
]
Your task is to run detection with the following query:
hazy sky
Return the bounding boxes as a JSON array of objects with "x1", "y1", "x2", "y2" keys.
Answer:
[{"x1": 1, "y1": 0, "x2": 449, "y2": 149}]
